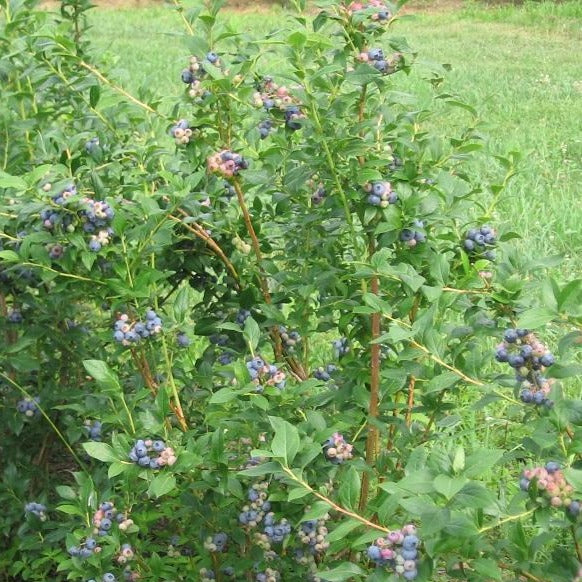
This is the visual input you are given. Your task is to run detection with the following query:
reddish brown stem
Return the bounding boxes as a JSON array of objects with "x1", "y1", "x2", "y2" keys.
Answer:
[
  {"x1": 405, "y1": 375, "x2": 416, "y2": 427},
  {"x1": 232, "y1": 177, "x2": 286, "y2": 362},
  {"x1": 130, "y1": 348, "x2": 157, "y2": 397},
  {"x1": 171, "y1": 211, "x2": 241, "y2": 290},
  {"x1": 359, "y1": 239, "x2": 381, "y2": 512},
  {"x1": 572, "y1": 526, "x2": 582, "y2": 563}
]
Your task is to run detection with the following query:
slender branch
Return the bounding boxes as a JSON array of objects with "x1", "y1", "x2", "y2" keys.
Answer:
[
  {"x1": 499, "y1": 563, "x2": 543, "y2": 582},
  {"x1": 405, "y1": 375, "x2": 416, "y2": 427},
  {"x1": 172, "y1": 0, "x2": 195, "y2": 35},
  {"x1": 281, "y1": 466, "x2": 388, "y2": 533},
  {"x1": 572, "y1": 525, "x2": 582, "y2": 563},
  {"x1": 359, "y1": 240, "x2": 381, "y2": 512},
  {"x1": 0, "y1": 372, "x2": 89, "y2": 473},
  {"x1": 231, "y1": 177, "x2": 271, "y2": 303},
  {"x1": 409, "y1": 339, "x2": 484, "y2": 387},
  {"x1": 170, "y1": 211, "x2": 241, "y2": 289},
  {"x1": 160, "y1": 334, "x2": 188, "y2": 432},
  {"x1": 478, "y1": 508, "x2": 536, "y2": 533},
  {"x1": 79, "y1": 61, "x2": 160, "y2": 116}
]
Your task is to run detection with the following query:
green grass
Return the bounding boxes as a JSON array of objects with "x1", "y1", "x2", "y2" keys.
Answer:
[{"x1": 86, "y1": 1, "x2": 582, "y2": 277}]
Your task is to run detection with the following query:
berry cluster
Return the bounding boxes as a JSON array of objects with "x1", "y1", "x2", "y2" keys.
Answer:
[
  {"x1": 323, "y1": 432, "x2": 353, "y2": 463},
  {"x1": 258, "y1": 119, "x2": 274, "y2": 139},
  {"x1": 177, "y1": 332, "x2": 190, "y2": 347},
  {"x1": 223, "y1": 181, "x2": 236, "y2": 199},
  {"x1": 87, "y1": 573, "x2": 138, "y2": 582},
  {"x1": 313, "y1": 364, "x2": 338, "y2": 382},
  {"x1": 204, "y1": 532, "x2": 228, "y2": 553},
  {"x1": 68, "y1": 537, "x2": 102, "y2": 560},
  {"x1": 255, "y1": 512, "x2": 292, "y2": 550},
  {"x1": 357, "y1": 48, "x2": 403, "y2": 75},
  {"x1": 47, "y1": 242, "x2": 66, "y2": 259},
  {"x1": 311, "y1": 185, "x2": 326, "y2": 205},
  {"x1": 332, "y1": 337, "x2": 350, "y2": 358},
  {"x1": 170, "y1": 119, "x2": 193, "y2": 146},
  {"x1": 495, "y1": 329, "x2": 556, "y2": 407},
  {"x1": 92, "y1": 501, "x2": 134, "y2": 535},
  {"x1": 128, "y1": 438, "x2": 177, "y2": 469},
  {"x1": 81, "y1": 197, "x2": 115, "y2": 252},
  {"x1": 246, "y1": 357, "x2": 286, "y2": 391},
  {"x1": 7, "y1": 308, "x2": 23, "y2": 323},
  {"x1": 279, "y1": 326, "x2": 301, "y2": 353},
  {"x1": 17, "y1": 396, "x2": 40, "y2": 417},
  {"x1": 85, "y1": 137, "x2": 100, "y2": 154},
  {"x1": 236, "y1": 309, "x2": 251, "y2": 326},
  {"x1": 463, "y1": 225, "x2": 496, "y2": 261},
  {"x1": 284, "y1": 105, "x2": 305, "y2": 130},
  {"x1": 40, "y1": 207, "x2": 73, "y2": 231},
  {"x1": 364, "y1": 180, "x2": 398, "y2": 207},
  {"x1": 115, "y1": 543, "x2": 135, "y2": 565},
  {"x1": 181, "y1": 54, "x2": 216, "y2": 100},
  {"x1": 200, "y1": 568, "x2": 216, "y2": 582},
  {"x1": 367, "y1": 524, "x2": 420, "y2": 580},
  {"x1": 347, "y1": 0, "x2": 392, "y2": 21},
  {"x1": 253, "y1": 76, "x2": 298, "y2": 112},
  {"x1": 238, "y1": 482, "x2": 271, "y2": 527},
  {"x1": 519, "y1": 462, "x2": 580, "y2": 516},
  {"x1": 207, "y1": 150, "x2": 249, "y2": 178},
  {"x1": 51, "y1": 184, "x2": 77, "y2": 205},
  {"x1": 113, "y1": 310, "x2": 163, "y2": 345},
  {"x1": 233, "y1": 236, "x2": 251, "y2": 254},
  {"x1": 298, "y1": 514, "x2": 330, "y2": 556},
  {"x1": 24, "y1": 502, "x2": 47, "y2": 520},
  {"x1": 256, "y1": 569, "x2": 280, "y2": 582},
  {"x1": 84, "y1": 419, "x2": 103, "y2": 441},
  {"x1": 400, "y1": 220, "x2": 426, "y2": 247}
]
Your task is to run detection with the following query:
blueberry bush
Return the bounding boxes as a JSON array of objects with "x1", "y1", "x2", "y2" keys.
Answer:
[{"x1": 1, "y1": 0, "x2": 582, "y2": 580}]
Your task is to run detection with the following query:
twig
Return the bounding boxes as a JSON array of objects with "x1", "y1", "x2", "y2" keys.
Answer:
[
  {"x1": 281, "y1": 466, "x2": 388, "y2": 533},
  {"x1": 170, "y1": 211, "x2": 241, "y2": 289},
  {"x1": 79, "y1": 61, "x2": 160, "y2": 116},
  {"x1": 405, "y1": 375, "x2": 416, "y2": 427}
]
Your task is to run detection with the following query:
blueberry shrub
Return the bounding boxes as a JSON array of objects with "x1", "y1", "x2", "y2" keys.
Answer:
[{"x1": 1, "y1": 0, "x2": 582, "y2": 580}]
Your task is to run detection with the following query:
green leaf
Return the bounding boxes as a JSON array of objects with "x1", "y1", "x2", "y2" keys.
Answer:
[
  {"x1": 269, "y1": 416, "x2": 300, "y2": 465},
  {"x1": 517, "y1": 307, "x2": 556, "y2": 329},
  {"x1": 108, "y1": 461, "x2": 132, "y2": 478},
  {"x1": 317, "y1": 563, "x2": 364, "y2": 581},
  {"x1": 244, "y1": 317, "x2": 261, "y2": 352},
  {"x1": 433, "y1": 475, "x2": 467, "y2": 500},
  {"x1": 0, "y1": 172, "x2": 27, "y2": 190},
  {"x1": 82, "y1": 360, "x2": 121, "y2": 393},
  {"x1": 209, "y1": 388, "x2": 239, "y2": 404},
  {"x1": 564, "y1": 469, "x2": 582, "y2": 493},
  {"x1": 326, "y1": 519, "x2": 361, "y2": 543},
  {"x1": 148, "y1": 472, "x2": 176, "y2": 498},
  {"x1": 473, "y1": 558, "x2": 502, "y2": 580},
  {"x1": 82, "y1": 441, "x2": 117, "y2": 463},
  {"x1": 338, "y1": 466, "x2": 361, "y2": 510},
  {"x1": 237, "y1": 461, "x2": 282, "y2": 477},
  {"x1": 0, "y1": 250, "x2": 20, "y2": 262},
  {"x1": 288, "y1": 486, "x2": 311, "y2": 501},
  {"x1": 55, "y1": 486, "x2": 76, "y2": 500}
]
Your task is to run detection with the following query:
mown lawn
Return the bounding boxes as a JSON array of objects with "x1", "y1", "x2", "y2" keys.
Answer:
[{"x1": 87, "y1": 1, "x2": 582, "y2": 276}]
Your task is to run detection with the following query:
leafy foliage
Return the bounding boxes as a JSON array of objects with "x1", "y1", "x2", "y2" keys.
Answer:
[{"x1": 1, "y1": 0, "x2": 582, "y2": 580}]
